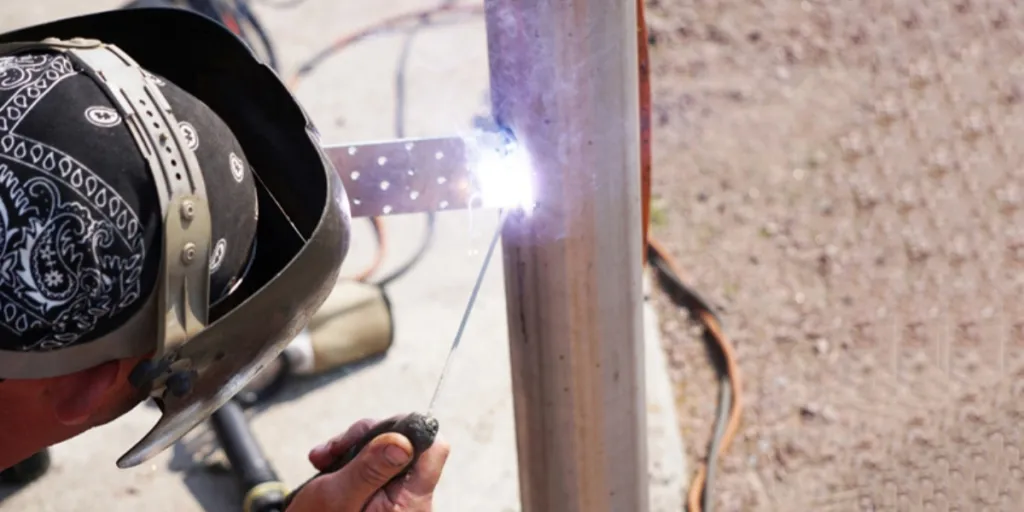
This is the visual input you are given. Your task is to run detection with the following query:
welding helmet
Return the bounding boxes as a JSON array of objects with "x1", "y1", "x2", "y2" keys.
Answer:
[{"x1": 0, "y1": 8, "x2": 351, "y2": 467}]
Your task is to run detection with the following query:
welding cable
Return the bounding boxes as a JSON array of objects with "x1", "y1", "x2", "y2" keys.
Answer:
[
  {"x1": 348, "y1": 216, "x2": 388, "y2": 283},
  {"x1": 285, "y1": 4, "x2": 484, "y2": 90},
  {"x1": 703, "y1": 373, "x2": 732, "y2": 512},
  {"x1": 286, "y1": 3, "x2": 483, "y2": 283},
  {"x1": 374, "y1": 210, "x2": 437, "y2": 288},
  {"x1": 648, "y1": 243, "x2": 717, "y2": 318},
  {"x1": 250, "y1": 0, "x2": 309, "y2": 9},
  {"x1": 646, "y1": 240, "x2": 744, "y2": 512},
  {"x1": 354, "y1": 2, "x2": 450, "y2": 285},
  {"x1": 233, "y1": 0, "x2": 281, "y2": 71},
  {"x1": 634, "y1": 0, "x2": 743, "y2": 507},
  {"x1": 283, "y1": 22, "x2": 387, "y2": 283},
  {"x1": 368, "y1": 0, "x2": 456, "y2": 288}
]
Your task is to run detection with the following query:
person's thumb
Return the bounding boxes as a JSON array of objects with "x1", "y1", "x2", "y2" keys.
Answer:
[{"x1": 306, "y1": 433, "x2": 414, "y2": 509}]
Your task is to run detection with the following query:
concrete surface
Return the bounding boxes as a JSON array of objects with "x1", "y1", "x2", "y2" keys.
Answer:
[{"x1": 0, "y1": 2, "x2": 685, "y2": 510}]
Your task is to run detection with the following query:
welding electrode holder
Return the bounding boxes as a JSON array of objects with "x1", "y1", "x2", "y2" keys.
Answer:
[
  {"x1": 210, "y1": 280, "x2": 398, "y2": 512},
  {"x1": 209, "y1": 399, "x2": 289, "y2": 512},
  {"x1": 0, "y1": 449, "x2": 51, "y2": 485},
  {"x1": 281, "y1": 412, "x2": 440, "y2": 510}
]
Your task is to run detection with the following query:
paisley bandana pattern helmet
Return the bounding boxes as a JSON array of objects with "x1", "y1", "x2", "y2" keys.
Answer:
[{"x1": 0, "y1": 50, "x2": 258, "y2": 352}]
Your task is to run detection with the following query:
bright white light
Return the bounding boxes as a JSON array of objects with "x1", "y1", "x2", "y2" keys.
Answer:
[{"x1": 471, "y1": 138, "x2": 536, "y2": 212}]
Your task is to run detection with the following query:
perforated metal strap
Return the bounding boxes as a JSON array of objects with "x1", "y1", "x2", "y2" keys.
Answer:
[{"x1": 0, "y1": 38, "x2": 212, "y2": 357}]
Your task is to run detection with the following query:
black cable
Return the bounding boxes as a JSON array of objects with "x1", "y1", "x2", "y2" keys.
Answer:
[
  {"x1": 647, "y1": 245, "x2": 720, "y2": 324},
  {"x1": 393, "y1": 21, "x2": 417, "y2": 140},
  {"x1": 290, "y1": 10, "x2": 482, "y2": 88},
  {"x1": 209, "y1": 400, "x2": 288, "y2": 512},
  {"x1": 703, "y1": 375, "x2": 730, "y2": 512},
  {"x1": 284, "y1": 3, "x2": 473, "y2": 286},
  {"x1": 210, "y1": 400, "x2": 282, "y2": 491},
  {"x1": 0, "y1": 449, "x2": 51, "y2": 485},
  {"x1": 647, "y1": 244, "x2": 729, "y2": 512},
  {"x1": 249, "y1": 0, "x2": 309, "y2": 9},
  {"x1": 233, "y1": 0, "x2": 280, "y2": 71},
  {"x1": 370, "y1": 8, "x2": 449, "y2": 288},
  {"x1": 374, "y1": 214, "x2": 437, "y2": 287}
]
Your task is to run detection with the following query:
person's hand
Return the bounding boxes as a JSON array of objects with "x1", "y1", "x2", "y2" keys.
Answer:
[{"x1": 285, "y1": 416, "x2": 450, "y2": 512}]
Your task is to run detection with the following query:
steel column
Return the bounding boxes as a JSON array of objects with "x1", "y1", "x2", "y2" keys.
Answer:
[{"x1": 484, "y1": 1, "x2": 649, "y2": 510}]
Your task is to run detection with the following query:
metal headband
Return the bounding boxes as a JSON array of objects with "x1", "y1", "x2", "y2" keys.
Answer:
[{"x1": 0, "y1": 38, "x2": 212, "y2": 374}]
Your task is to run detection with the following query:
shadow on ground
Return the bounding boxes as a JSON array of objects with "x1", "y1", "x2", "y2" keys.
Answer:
[
  {"x1": 0, "y1": 485, "x2": 23, "y2": 506},
  {"x1": 158, "y1": 354, "x2": 387, "y2": 511}
]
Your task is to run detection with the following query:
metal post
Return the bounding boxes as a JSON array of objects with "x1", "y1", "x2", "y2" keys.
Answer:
[{"x1": 484, "y1": 1, "x2": 649, "y2": 511}]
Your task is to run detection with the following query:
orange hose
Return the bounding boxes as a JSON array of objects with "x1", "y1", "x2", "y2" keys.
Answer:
[
  {"x1": 637, "y1": 2, "x2": 743, "y2": 506},
  {"x1": 688, "y1": 308, "x2": 743, "y2": 511},
  {"x1": 348, "y1": 216, "x2": 387, "y2": 282},
  {"x1": 647, "y1": 239, "x2": 744, "y2": 512},
  {"x1": 637, "y1": 0, "x2": 652, "y2": 266}
]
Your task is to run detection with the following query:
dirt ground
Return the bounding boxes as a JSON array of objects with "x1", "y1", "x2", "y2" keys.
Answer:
[{"x1": 645, "y1": 0, "x2": 1024, "y2": 510}]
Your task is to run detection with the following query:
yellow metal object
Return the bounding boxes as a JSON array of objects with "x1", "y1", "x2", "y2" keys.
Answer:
[
  {"x1": 242, "y1": 481, "x2": 290, "y2": 512},
  {"x1": 305, "y1": 280, "x2": 395, "y2": 373}
]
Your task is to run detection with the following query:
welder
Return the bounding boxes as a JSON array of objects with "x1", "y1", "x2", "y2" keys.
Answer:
[{"x1": 0, "y1": 7, "x2": 448, "y2": 511}]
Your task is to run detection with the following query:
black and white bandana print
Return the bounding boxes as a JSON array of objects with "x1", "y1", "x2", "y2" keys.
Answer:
[{"x1": 0, "y1": 50, "x2": 257, "y2": 352}]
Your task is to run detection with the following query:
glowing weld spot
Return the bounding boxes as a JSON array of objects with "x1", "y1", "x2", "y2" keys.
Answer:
[{"x1": 472, "y1": 139, "x2": 536, "y2": 212}]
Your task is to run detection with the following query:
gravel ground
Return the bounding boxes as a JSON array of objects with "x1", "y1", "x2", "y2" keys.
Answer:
[{"x1": 645, "y1": 0, "x2": 1024, "y2": 510}]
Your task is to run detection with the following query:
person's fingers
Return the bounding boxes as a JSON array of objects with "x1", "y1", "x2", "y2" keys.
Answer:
[
  {"x1": 388, "y1": 432, "x2": 451, "y2": 497},
  {"x1": 308, "y1": 418, "x2": 376, "y2": 471},
  {"x1": 307, "y1": 414, "x2": 410, "y2": 470},
  {"x1": 308, "y1": 432, "x2": 414, "y2": 507},
  {"x1": 369, "y1": 434, "x2": 451, "y2": 510}
]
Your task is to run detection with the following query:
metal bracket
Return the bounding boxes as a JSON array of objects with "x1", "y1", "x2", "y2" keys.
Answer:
[
  {"x1": 325, "y1": 136, "x2": 473, "y2": 217},
  {"x1": 323, "y1": 129, "x2": 529, "y2": 218}
]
